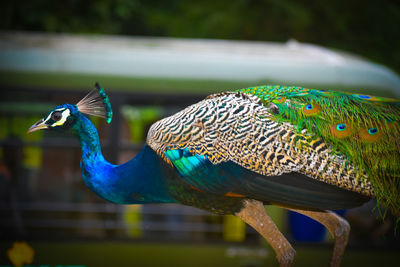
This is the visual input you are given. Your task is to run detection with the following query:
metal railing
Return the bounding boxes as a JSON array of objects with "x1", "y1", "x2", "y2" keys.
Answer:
[{"x1": 0, "y1": 86, "x2": 255, "y2": 242}]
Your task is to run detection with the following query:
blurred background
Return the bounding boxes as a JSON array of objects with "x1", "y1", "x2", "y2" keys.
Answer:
[{"x1": 0, "y1": 1, "x2": 400, "y2": 266}]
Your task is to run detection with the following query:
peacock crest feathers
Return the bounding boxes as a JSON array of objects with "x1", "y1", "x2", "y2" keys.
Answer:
[
  {"x1": 238, "y1": 85, "x2": 400, "y2": 215},
  {"x1": 76, "y1": 83, "x2": 113, "y2": 123}
]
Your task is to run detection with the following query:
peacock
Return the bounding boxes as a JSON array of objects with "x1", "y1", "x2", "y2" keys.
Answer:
[{"x1": 28, "y1": 83, "x2": 400, "y2": 267}]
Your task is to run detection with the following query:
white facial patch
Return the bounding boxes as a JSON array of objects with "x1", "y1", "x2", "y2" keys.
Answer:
[
  {"x1": 43, "y1": 108, "x2": 71, "y2": 127},
  {"x1": 52, "y1": 108, "x2": 71, "y2": 127}
]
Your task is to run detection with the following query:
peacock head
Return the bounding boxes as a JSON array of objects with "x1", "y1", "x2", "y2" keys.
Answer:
[{"x1": 28, "y1": 83, "x2": 113, "y2": 133}]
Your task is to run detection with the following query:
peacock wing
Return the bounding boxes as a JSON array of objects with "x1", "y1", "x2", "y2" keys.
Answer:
[
  {"x1": 161, "y1": 146, "x2": 370, "y2": 210},
  {"x1": 147, "y1": 87, "x2": 392, "y2": 210}
]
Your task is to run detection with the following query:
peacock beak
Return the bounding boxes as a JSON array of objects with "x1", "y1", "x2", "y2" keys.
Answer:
[{"x1": 27, "y1": 119, "x2": 48, "y2": 133}]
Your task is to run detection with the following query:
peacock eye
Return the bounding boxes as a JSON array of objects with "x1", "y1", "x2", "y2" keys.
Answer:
[
  {"x1": 368, "y1": 128, "x2": 378, "y2": 135},
  {"x1": 52, "y1": 111, "x2": 62, "y2": 121},
  {"x1": 336, "y1": 123, "x2": 346, "y2": 131}
]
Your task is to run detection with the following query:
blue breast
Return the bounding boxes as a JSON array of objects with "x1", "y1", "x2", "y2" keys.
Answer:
[{"x1": 81, "y1": 145, "x2": 178, "y2": 205}]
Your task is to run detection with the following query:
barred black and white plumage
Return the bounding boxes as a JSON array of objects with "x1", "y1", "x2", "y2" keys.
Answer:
[{"x1": 148, "y1": 90, "x2": 374, "y2": 198}]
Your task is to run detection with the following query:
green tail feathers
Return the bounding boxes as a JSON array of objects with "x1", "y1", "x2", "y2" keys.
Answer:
[{"x1": 238, "y1": 85, "x2": 400, "y2": 216}]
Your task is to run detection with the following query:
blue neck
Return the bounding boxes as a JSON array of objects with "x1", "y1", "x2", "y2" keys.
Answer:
[
  {"x1": 76, "y1": 114, "x2": 104, "y2": 162},
  {"x1": 75, "y1": 114, "x2": 176, "y2": 204}
]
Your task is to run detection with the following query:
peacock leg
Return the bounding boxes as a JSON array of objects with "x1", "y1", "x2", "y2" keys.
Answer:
[
  {"x1": 236, "y1": 199, "x2": 296, "y2": 267},
  {"x1": 288, "y1": 208, "x2": 350, "y2": 267}
]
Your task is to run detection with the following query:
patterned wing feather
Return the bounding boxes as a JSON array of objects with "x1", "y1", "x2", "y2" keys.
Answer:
[{"x1": 147, "y1": 85, "x2": 399, "y2": 214}]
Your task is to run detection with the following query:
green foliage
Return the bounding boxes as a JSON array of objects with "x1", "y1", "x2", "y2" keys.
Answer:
[{"x1": 1, "y1": 1, "x2": 400, "y2": 74}]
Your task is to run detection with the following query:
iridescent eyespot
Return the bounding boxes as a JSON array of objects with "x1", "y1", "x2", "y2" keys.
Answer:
[
  {"x1": 330, "y1": 122, "x2": 353, "y2": 138},
  {"x1": 359, "y1": 127, "x2": 383, "y2": 142},
  {"x1": 352, "y1": 94, "x2": 381, "y2": 101},
  {"x1": 52, "y1": 111, "x2": 62, "y2": 121},
  {"x1": 272, "y1": 96, "x2": 286, "y2": 104},
  {"x1": 302, "y1": 102, "x2": 320, "y2": 116},
  {"x1": 336, "y1": 123, "x2": 346, "y2": 131},
  {"x1": 368, "y1": 128, "x2": 378, "y2": 135},
  {"x1": 353, "y1": 93, "x2": 397, "y2": 102}
]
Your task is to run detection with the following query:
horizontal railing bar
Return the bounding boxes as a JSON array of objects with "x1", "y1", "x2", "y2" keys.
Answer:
[
  {"x1": 0, "y1": 219, "x2": 223, "y2": 232},
  {"x1": 0, "y1": 202, "x2": 211, "y2": 216}
]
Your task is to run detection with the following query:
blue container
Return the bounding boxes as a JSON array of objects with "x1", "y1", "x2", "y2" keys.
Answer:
[
  {"x1": 289, "y1": 211, "x2": 325, "y2": 242},
  {"x1": 289, "y1": 210, "x2": 346, "y2": 242}
]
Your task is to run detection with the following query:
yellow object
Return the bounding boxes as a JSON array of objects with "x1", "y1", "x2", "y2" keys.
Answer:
[
  {"x1": 124, "y1": 205, "x2": 142, "y2": 237},
  {"x1": 7, "y1": 241, "x2": 35, "y2": 267},
  {"x1": 0, "y1": 116, "x2": 43, "y2": 168},
  {"x1": 223, "y1": 215, "x2": 246, "y2": 242}
]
